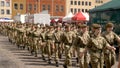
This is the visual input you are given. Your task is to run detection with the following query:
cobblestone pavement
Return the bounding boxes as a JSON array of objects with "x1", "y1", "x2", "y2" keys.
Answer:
[{"x1": 0, "y1": 35, "x2": 118, "y2": 68}]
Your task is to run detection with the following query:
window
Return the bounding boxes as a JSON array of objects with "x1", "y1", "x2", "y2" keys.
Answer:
[
  {"x1": 78, "y1": 9, "x2": 80, "y2": 12},
  {"x1": 48, "y1": 5, "x2": 50, "y2": 11},
  {"x1": 20, "y1": 4, "x2": 23, "y2": 10},
  {"x1": 101, "y1": 1, "x2": 103, "y2": 3},
  {"x1": 34, "y1": 4, "x2": 37, "y2": 10},
  {"x1": 1, "y1": 9, "x2": 4, "y2": 14},
  {"x1": 89, "y1": 2, "x2": 91, "y2": 6},
  {"x1": 85, "y1": 9, "x2": 88, "y2": 12},
  {"x1": 42, "y1": 5, "x2": 46, "y2": 10},
  {"x1": 78, "y1": 1, "x2": 80, "y2": 5},
  {"x1": 60, "y1": 5, "x2": 64, "y2": 12},
  {"x1": 74, "y1": 1, "x2": 77, "y2": 5},
  {"x1": 74, "y1": 8, "x2": 77, "y2": 13},
  {"x1": 82, "y1": 9, "x2": 84, "y2": 12},
  {"x1": 14, "y1": 3, "x2": 18, "y2": 9},
  {"x1": 6, "y1": 2, "x2": 10, "y2": 7},
  {"x1": 85, "y1": 2, "x2": 88, "y2": 6},
  {"x1": 1, "y1": 1, "x2": 4, "y2": 6},
  {"x1": 29, "y1": 4, "x2": 32, "y2": 10},
  {"x1": 56, "y1": 5, "x2": 59, "y2": 12},
  {"x1": 6, "y1": 10, "x2": 10, "y2": 14},
  {"x1": 82, "y1": 1, "x2": 84, "y2": 6},
  {"x1": 71, "y1": 8, "x2": 73, "y2": 13},
  {"x1": 71, "y1": 1, "x2": 73, "y2": 5}
]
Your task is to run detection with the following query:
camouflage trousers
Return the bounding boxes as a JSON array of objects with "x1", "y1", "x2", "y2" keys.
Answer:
[
  {"x1": 54, "y1": 42, "x2": 62, "y2": 62},
  {"x1": 77, "y1": 48, "x2": 90, "y2": 68},
  {"x1": 90, "y1": 52, "x2": 104, "y2": 68},
  {"x1": 46, "y1": 40, "x2": 54, "y2": 60},
  {"x1": 40, "y1": 41, "x2": 46, "y2": 57},
  {"x1": 32, "y1": 38, "x2": 40, "y2": 57},
  {"x1": 64, "y1": 45, "x2": 72, "y2": 66},
  {"x1": 104, "y1": 50, "x2": 116, "y2": 68}
]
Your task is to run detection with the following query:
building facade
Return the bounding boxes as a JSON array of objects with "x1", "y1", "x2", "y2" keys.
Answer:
[
  {"x1": 39, "y1": 0, "x2": 66, "y2": 18},
  {"x1": 66, "y1": 0, "x2": 111, "y2": 15},
  {"x1": 12, "y1": 0, "x2": 26, "y2": 18},
  {"x1": 26, "y1": 0, "x2": 39, "y2": 14},
  {"x1": 0, "y1": 0, "x2": 12, "y2": 19},
  {"x1": 95, "y1": 0, "x2": 111, "y2": 7}
]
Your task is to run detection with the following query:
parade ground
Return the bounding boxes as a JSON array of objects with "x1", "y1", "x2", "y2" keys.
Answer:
[{"x1": 0, "y1": 35, "x2": 118, "y2": 68}]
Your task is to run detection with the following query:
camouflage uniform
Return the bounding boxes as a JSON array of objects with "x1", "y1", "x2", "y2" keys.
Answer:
[
  {"x1": 102, "y1": 23, "x2": 120, "y2": 68},
  {"x1": 87, "y1": 24, "x2": 115, "y2": 68},
  {"x1": 40, "y1": 27, "x2": 47, "y2": 60},
  {"x1": 74, "y1": 24, "x2": 90, "y2": 68},
  {"x1": 45, "y1": 26, "x2": 55, "y2": 64},
  {"x1": 32, "y1": 26, "x2": 41, "y2": 57},
  {"x1": 62, "y1": 25, "x2": 76, "y2": 68},
  {"x1": 53, "y1": 25, "x2": 63, "y2": 67}
]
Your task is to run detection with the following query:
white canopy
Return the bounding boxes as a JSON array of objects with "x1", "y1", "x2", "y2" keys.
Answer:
[
  {"x1": 0, "y1": 18, "x2": 14, "y2": 22},
  {"x1": 83, "y1": 13, "x2": 89, "y2": 21},
  {"x1": 62, "y1": 12, "x2": 74, "y2": 22}
]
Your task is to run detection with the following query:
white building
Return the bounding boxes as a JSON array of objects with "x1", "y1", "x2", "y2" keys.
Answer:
[
  {"x1": 66, "y1": 0, "x2": 111, "y2": 15},
  {"x1": 0, "y1": 0, "x2": 12, "y2": 19}
]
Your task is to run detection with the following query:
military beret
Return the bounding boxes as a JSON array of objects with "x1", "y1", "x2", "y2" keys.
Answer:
[
  {"x1": 106, "y1": 22, "x2": 114, "y2": 28},
  {"x1": 93, "y1": 24, "x2": 101, "y2": 29},
  {"x1": 91, "y1": 24, "x2": 99, "y2": 28},
  {"x1": 79, "y1": 24, "x2": 87, "y2": 28},
  {"x1": 65, "y1": 24, "x2": 70, "y2": 28}
]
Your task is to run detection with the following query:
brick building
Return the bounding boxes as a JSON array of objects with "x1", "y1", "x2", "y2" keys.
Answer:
[
  {"x1": 26, "y1": 0, "x2": 39, "y2": 14},
  {"x1": 39, "y1": 0, "x2": 66, "y2": 18},
  {"x1": 12, "y1": 0, "x2": 26, "y2": 18}
]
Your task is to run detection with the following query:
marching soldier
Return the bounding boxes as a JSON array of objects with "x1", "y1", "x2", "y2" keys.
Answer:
[
  {"x1": 40, "y1": 26, "x2": 47, "y2": 60},
  {"x1": 74, "y1": 24, "x2": 90, "y2": 68},
  {"x1": 53, "y1": 24, "x2": 63, "y2": 67},
  {"x1": 62, "y1": 24, "x2": 76, "y2": 68},
  {"x1": 82, "y1": 24, "x2": 116, "y2": 68},
  {"x1": 32, "y1": 25, "x2": 41, "y2": 57},
  {"x1": 102, "y1": 22, "x2": 120, "y2": 68},
  {"x1": 45, "y1": 26, "x2": 55, "y2": 64}
]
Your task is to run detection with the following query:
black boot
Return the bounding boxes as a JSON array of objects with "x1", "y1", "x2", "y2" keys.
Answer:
[
  {"x1": 48, "y1": 59, "x2": 51, "y2": 64},
  {"x1": 17, "y1": 45, "x2": 20, "y2": 49},
  {"x1": 59, "y1": 54, "x2": 62, "y2": 59},
  {"x1": 76, "y1": 57, "x2": 78, "y2": 63},
  {"x1": 35, "y1": 52, "x2": 37, "y2": 57},
  {"x1": 42, "y1": 56, "x2": 46, "y2": 61},
  {"x1": 31, "y1": 50, "x2": 34, "y2": 55},
  {"x1": 63, "y1": 64, "x2": 67, "y2": 68},
  {"x1": 23, "y1": 46, "x2": 25, "y2": 50},
  {"x1": 56, "y1": 62, "x2": 59, "y2": 67}
]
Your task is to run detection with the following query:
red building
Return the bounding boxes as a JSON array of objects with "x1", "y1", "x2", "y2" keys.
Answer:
[
  {"x1": 39, "y1": 0, "x2": 66, "y2": 17},
  {"x1": 26, "y1": 0, "x2": 39, "y2": 14},
  {"x1": 26, "y1": 0, "x2": 66, "y2": 18}
]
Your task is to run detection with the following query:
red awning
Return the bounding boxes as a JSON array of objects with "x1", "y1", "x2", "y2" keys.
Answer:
[{"x1": 72, "y1": 12, "x2": 86, "y2": 21}]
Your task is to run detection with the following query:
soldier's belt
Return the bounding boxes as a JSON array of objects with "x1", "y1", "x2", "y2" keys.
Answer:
[
  {"x1": 47, "y1": 38, "x2": 52, "y2": 40},
  {"x1": 55, "y1": 42, "x2": 60, "y2": 44},
  {"x1": 91, "y1": 49, "x2": 102, "y2": 53},
  {"x1": 79, "y1": 46, "x2": 85, "y2": 48},
  {"x1": 65, "y1": 43, "x2": 72, "y2": 46},
  {"x1": 34, "y1": 36, "x2": 39, "y2": 37}
]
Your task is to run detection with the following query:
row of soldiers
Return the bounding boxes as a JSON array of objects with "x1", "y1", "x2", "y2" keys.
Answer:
[{"x1": 0, "y1": 22, "x2": 120, "y2": 68}]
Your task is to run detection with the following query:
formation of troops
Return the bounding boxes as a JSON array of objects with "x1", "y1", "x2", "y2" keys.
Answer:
[{"x1": 0, "y1": 22, "x2": 120, "y2": 68}]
